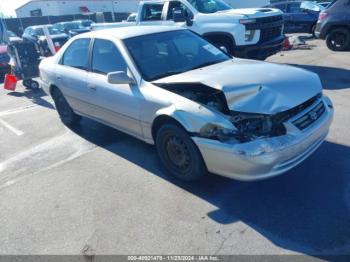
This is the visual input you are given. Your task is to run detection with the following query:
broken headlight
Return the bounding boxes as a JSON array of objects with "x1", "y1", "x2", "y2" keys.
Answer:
[
  {"x1": 199, "y1": 123, "x2": 239, "y2": 142},
  {"x1": 230, "y1": 112, "x2": 287, "y2": 142},
  {"x1": 199, "y1": 112, "x2": 287, "y2": 143}
]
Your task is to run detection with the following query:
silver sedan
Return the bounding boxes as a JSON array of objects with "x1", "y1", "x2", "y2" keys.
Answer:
[{"x1": 39, "y1": 26, "x2": 333, "y2": 181}]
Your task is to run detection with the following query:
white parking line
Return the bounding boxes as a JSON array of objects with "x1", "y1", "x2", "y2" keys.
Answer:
[
  {"x1": 0, "y1": 118, "x2": 24, "y2": 136},
  {"x1": 0, "y1": 105, "x2": 38, "y2": 117}
]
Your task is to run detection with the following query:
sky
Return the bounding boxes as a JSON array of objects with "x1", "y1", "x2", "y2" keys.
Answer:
[{"x1": 0, "y1": 0, "x2": 29, "y2": 17}]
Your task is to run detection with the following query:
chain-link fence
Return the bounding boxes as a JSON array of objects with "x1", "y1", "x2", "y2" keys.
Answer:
[{"x1": 4, "y1": 12, "x2": 130, "y2": 36}]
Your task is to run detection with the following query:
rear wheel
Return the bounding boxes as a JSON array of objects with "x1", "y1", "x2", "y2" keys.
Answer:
[
  {"x1": 51, "y1": 88, "x2": 81, "y2": 126},
  {"x1": 23, "y1": 80, "x2": 39, "y2": 90},
  {"x1": 326, "y1": 28, "x2": 350, "y2": 51},
  {"x1": 311, "y1": 24, "x2": 316, "y2": 37},
  {"x1": 156, "y1": 124, "x2": 207, "y2": 181}
]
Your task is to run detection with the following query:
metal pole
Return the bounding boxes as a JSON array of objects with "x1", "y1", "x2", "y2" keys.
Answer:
[{"x1": 111, "y1": 0, "x2": 115, "y2": 22}]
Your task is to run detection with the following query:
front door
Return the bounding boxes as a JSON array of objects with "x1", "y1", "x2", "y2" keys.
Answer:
[{"x1": 86, "y1": 39, "x2": 142, "y2": 138}]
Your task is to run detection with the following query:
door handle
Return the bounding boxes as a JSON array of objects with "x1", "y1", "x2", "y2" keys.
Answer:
[
  {"x1": 56, "y1": 75, "x2": 62, "y2": 81},
  {"x1": 88, "y1": 84, "x2": 96, "y2": 91}
]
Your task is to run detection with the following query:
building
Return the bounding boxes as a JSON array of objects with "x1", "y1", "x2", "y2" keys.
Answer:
[
  {"x1": 15, "y1": 0, "x2": 271, "y2": 18},
  {"x1": 15, "y1": 0, "x2": 140, "y2": 18}
]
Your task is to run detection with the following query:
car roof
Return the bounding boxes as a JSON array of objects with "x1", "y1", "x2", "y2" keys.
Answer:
[
  {"x1": 77, "y1": 25, "x2": 185, "y2": 40},
  {"x1": 28, "y1": 25, "x2": 52, "y2": 29}
]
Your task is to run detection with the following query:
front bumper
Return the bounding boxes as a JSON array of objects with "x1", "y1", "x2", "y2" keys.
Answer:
[
  {"x1": 235, "y1": 36, "x2": 284, "y2": 60},
  {"x1": 193, "y1": 96, "x2": 333, "y2": 181}
]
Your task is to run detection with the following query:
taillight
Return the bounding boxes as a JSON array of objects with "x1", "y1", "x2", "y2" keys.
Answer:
[
  {"x1": 54, "y1": 46, "x2": 61, "y2": 52},
  {"x1": 318, "y1": 12, "x2": 328, "y2": 22}
]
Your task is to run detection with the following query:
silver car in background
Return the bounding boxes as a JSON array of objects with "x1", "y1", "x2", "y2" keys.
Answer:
[{"x1": 39, "y1": 26, "x2": 333, "y2": 181}]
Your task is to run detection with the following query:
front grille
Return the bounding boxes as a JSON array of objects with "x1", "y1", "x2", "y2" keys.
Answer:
[
  {"x1": 260, "y1": 26, "x2": 283, "y2": 42},
  {"x1": 245, "y1": 15, "x2": 284, "y2": 43},
  {"x1": 272, "y1": 95, "x2": 321, "y2": 125},
  {"x1": 255, "y1": 15, "x2": 283, "y2": 24},
  {"x1": 293, "y1": 102, "x2": 326, "y2": 130}
]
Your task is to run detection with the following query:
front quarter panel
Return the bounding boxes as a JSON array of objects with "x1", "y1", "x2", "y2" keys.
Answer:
[{"x1": 139, "y1": 81, "x2": 235, "y2": 143}]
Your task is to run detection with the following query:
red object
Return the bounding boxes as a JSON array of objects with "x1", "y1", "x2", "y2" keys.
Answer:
[
  {"x1": 318, "y1": 12, "x2": 328, "y2": 22},
  {"x1": 54, "y1": 46, "x2": 61, "y2": 52},
  {"x1": 283, "y1": 36, "x2": 292, "y2": 50},
  {"x1": 4, "y1": 74, "x2": 17, "y2": 91},
  {"x1": 80, "y1": 6, "x2": 90, "y2": 13}
]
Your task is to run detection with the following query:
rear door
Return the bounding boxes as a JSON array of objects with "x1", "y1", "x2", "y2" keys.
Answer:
[{"x1": 55, "y1": 38, "x2": 92, "y2": 115}]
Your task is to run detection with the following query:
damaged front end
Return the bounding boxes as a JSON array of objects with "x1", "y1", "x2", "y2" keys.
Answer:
[{"x1": 155, "y1": 82, "x2": 324, "y2": 144}]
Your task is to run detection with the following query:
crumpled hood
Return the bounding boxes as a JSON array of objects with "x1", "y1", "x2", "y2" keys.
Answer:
[{"x1": 154, "y1": 59, "x2": 322, "y2": 114}]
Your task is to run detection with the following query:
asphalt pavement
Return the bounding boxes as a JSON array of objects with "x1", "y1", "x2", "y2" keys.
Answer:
[{"x1": 0, "y1": 36, "x2": 349, "y2": 258}]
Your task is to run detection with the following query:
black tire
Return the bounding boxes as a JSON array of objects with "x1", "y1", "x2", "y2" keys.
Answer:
[
  {"x1": 311, "y1": 24, "x2": 316, "y2": 38},
  {"x1": 326, "y1": 28, "x2": 350, "y2": 51},
  {"x1": 211, "y1": 39, "x2": 235, "y2": 56},
  {"x1": 30, "y1": 80, "x2": 39, "y2": 89},
  {"x1": 156, "y1": 124, "x2": 207, "y2": 181},
  {"x1": 51, "y1": 88, "x2": 81, "y2": 126},
  {"x1": 22, "y1": 80, "x2": 32, "y2": 89}
]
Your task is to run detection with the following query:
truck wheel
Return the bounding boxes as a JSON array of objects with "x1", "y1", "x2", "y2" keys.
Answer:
[
  {"x1": 156, "y1": 124, "x2": 207, "y2": 181},
  {"x1": 326, "y1": 28, "x2": 350, "y2": 51},
  {"x1": 51, "y1": 88, "x2": 81, "y2": 126},
  {"x1": 212, "y1": 39, "x2": 234, "y2": 56}
]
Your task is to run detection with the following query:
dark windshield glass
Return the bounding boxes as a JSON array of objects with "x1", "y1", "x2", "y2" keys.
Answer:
[
  {"x1": 64, "y1": 22, "x2": 83, "y2": 30},
  {"x1": 124, "y1": 30, "x2": 230, "y2": 81},
  {"x1": 187, "y1": 0, "x2": 232, "y2": 13},
  {"x1": 48, "y1": 26, "x2": 60, "y2": 35}
]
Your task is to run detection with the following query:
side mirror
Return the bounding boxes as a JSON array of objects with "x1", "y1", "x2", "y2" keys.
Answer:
[
  {"x1": 107, "y1": 71, "x2": 135, "y2": 85},
  {"x1": 173, "y1": 7, "x2": 186, "y2": 22}
]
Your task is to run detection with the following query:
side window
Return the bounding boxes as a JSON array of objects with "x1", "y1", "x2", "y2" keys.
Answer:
[
  {"x1": 287, "y1": 2, "x2": 302, "y2": 13},
  {"x1": 166, "y1": 1, "x2": 192, "y2": 20},
  {"x1": 35, "y1": 28, "x2": 44, "y2": 36},
  {"x1": 274, "y1": 4, "x2": 287, "y2": 12},
  {"x1": 142, "y1": 4, "x2": 164, "y2": 21},
  {"x1": 61, "y1": 38, "x2": 91, "y2": 70},
  {"x1": 92, "y1": 39, "x2": 127, "y2": 75}
]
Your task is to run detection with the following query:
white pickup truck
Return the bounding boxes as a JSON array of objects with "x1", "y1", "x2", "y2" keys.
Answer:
[{"x1": 92, "y1": 0, "x2": 285, "y2": 60}]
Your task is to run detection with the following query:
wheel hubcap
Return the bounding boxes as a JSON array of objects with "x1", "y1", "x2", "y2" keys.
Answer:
[
  {"x1": 165, "y1": 136, "x2": 191, "y2": 171},
  {"x1": 332, "y1": 33, "x2": 346, "y2": 48}
]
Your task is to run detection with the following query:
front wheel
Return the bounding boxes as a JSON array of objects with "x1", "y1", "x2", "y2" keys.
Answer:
[
  {"x1": 156, "y1": 124, "x2": 207, "y2": 181},
  {"x1": 51, "y1": 88, "x2": 81, "y2": 126},
  {"x1": 211, "y1": 39, "x2": 235, "y2": 56},
  {"x1": 326, "y1": 28, "x2": 350, "y2": 51}
]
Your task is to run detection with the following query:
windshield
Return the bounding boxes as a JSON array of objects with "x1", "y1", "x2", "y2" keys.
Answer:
[
  {"x1": 34, "y1": 26, "x2": 59, "y2": 36},
  {"x1": 124, "y1": 30, "x2": 230, "y2": 81},
  {"x1": 301, "y1": 1, "x2": 324, "y2": 11},
  {"x1": 48, "y1": 26, "x2": 60, "y2": 35},
  {"x1": 187, "y1": 0, "x2": 232, "y2": 13},
  {"x1": 63, "y1": 22, "x2": 84, "y2": 30}
]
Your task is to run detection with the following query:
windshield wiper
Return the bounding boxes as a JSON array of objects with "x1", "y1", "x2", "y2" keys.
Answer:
[
  {"x1": 190, "y1": 61, "x2": 222, "y2": 71},
  {"x1": 151, "y1": 70, "x2": 185, "y2": 81}
]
